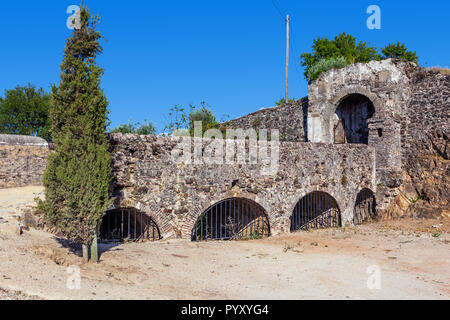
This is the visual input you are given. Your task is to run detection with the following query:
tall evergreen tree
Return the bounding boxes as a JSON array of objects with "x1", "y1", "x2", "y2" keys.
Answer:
[{"x1": 39, "y1": 5, "x2": 112, "y2": 262}]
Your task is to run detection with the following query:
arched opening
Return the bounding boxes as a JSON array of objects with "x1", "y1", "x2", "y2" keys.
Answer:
[
  {"x1": 191, "y1": 198, "x2": 270, "y2": 241},
  {"x1": 335, "y1": 94, "x2": 375, "y2": 144},
  {"x1": 99, "y1": 208, "x2": 161, "y2": 242},
  {"x1": 353, "y1": 188, "x2": 377, "y2": 225},
  {"x1": 290, "y1": 191, "x2": 341, "y2": 232}
]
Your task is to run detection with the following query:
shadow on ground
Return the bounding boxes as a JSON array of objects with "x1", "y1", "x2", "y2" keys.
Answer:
[{"x1": 54, "y1": 237, "x2": 123, "y2": 259}]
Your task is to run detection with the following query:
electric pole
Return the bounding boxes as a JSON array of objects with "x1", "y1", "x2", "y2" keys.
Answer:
[{"x1": 285, "y1": 14, "x2": 289, "y2": 102}]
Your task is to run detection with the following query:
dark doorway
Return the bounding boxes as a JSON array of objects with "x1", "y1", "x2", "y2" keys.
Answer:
[
  {"x1": 335, "y1": 94, "x2": 375, "y2": 144},
  {"x1": 353, "y1": 189, "x2": 377, "y2": 225}
]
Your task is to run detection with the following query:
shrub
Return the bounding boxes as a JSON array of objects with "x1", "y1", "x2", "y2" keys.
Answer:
[{"x1": 307, "y1": 56, "x2": 349, "y2": 82}]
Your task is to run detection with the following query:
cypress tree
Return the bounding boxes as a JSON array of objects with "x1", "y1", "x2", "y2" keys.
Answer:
[{"x1": 39, "y1": 5, "x2": 112, "y2": 262}]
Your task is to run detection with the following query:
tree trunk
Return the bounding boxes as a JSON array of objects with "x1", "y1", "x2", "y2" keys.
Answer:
[
  {"x1": 82, "y1": 244, "x2": 89, "y2": 263},
  {"x1": 90, "y1": 232, "x2": 99, "y2": 263}
]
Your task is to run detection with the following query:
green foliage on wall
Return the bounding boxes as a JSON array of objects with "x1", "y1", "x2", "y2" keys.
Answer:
[
  {"x1": 301, "y1": 32, "x2": 419, "y2": 81},
  {"x1": 111, "y1": 119, "x2": 156, "y2": 135},
  {"x1": 307, "y1": 56, "x2": 349, "y2": 82}
]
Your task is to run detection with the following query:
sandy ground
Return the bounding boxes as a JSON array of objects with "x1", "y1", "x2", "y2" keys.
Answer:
[{"x1": 0, "y1": 186, "x2": 449, "y2": 300}]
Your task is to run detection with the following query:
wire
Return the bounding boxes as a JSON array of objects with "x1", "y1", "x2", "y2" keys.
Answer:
[
  {"x1": 271, "y1": 0, "x2": 285, "y2": 20},
  {"x1": 270, "y1": 1, "x2": 305, "y2": 90}
]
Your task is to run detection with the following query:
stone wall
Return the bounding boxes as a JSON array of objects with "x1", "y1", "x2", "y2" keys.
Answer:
[
  {"x1": 222, "y1": 98, "x2": 308, "y2": 142},
  {"x1": 0, "y1": 59, "x2": 447, "y2": 234},
  {"x1": 306, "y1": 59, "x2": 415, "y2": 211},
  {"x1": 383, "y1": 68, "x2": 450, "y2": 219},
  {"x1": 0, "y1": 135, "x2": 49, "y2": 189},
  {"x1": 109, "y1": 134, "x2": 376, "y2": 239}
]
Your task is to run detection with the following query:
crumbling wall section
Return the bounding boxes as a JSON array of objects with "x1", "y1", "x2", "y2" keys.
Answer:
[
  {"x1": 0, "y1": 135, "x2": 49, "y2": 189},
  {"x1": 222, "y1": 98, "x2": 308, "y2": 142}
]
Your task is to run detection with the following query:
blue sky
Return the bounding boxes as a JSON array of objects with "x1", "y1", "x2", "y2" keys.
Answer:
[{"x1": 0, "y1": 1, "x2": 448, "y2": 132}]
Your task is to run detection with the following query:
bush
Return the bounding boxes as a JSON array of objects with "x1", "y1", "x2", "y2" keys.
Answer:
[
  {"x1": 306, "y1": 56, "x2": 349, "y2": 81},
  {"x1": 111, "y1": 119, "x2": 156, "y2": 135},
  {"x1": 380, "y1": 42, "x2": 418, "y2": 64}
]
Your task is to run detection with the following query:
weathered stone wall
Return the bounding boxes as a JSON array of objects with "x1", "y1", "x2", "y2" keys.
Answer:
[
  {"x1": 0, "y1": 60, "x2": 447, "y2": 235},
  {"x1": 307, "y1": 59, "x2": 415, "y2": 211},
  {"x1": 383, "y1": 68, "x2": 450, "y2": 219},
  {"x1": 109, "y1": 134, "x2": 376, "y2": 239},
  {"x1": 222, "y1": 98, "x2": 308, "y2": 142},
  {"x1": 0, "y1": 135, "x2": 49, "y2": 189}
]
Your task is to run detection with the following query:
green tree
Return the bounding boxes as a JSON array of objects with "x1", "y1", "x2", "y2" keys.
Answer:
[
  {"x1": 380, "y1": 42, "x2": 418, "y2": 64},
  {"x1": 300, "y1": 32, "x2": 378, "y2": 81},
  {"x1": 163, "y1": 102, "x2": 220, "y2": 136},
  {"x1": 111, "y1": 119, "x2": 156, "y2": 135},
  {"x1": 188, "y1": 102, "x2": 219, "y2": 136},
  {"x1": 163, "y1": 104, "x2": 192, "y2": 135},
  {"x1": 275, "y1": 98, "x2": 296, "y2": 106},
  {"x1": 39, "y1": 5, "x2": 112, "y2": 262},
  {"x1": 0, "y1": 84, "x2": 52, "y2": 141}
]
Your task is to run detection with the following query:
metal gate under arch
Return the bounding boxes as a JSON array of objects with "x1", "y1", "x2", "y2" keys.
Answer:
[
  {"x1": 290, "y1": 191, "x2": 341, "y2": 232},
  {"x1": 191, "y1": 198, "x2": 270, "y2": 241},
  {"x1": 99, "y1": 208, "x2": 161, "y2": 242},
  {"x1": 353, "y1": 188, "x2": 377, "y2": 225}
]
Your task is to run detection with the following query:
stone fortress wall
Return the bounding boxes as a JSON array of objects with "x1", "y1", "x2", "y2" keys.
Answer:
[
  {"x1": 0, "y1": 135, "x2": 49, "y2": 188},
  {"x1": 0, "y1": 59, "x2": 448, "y2": 238},
  {"x1": 109, "y1": 134, "x2": 375, "y2": 239}
]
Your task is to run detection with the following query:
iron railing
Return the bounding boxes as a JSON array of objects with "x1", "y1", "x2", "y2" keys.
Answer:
[
  {"x1": 353, "y1": 188, "x2": 377, "y2": 225},
  {"x1": 191, "y1": 198, "x2": 270, "y2": 241},
  {"x1": 290, "y1": 191, "x2": 341, "y2": 232},
  {"x1": 99, "y1": 208, "x2": 161, "y2": 242}
]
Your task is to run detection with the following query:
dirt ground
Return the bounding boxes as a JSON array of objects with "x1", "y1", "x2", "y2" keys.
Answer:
[{"x1": 0, "y1": 186, "x2": 449, "y2": 300}]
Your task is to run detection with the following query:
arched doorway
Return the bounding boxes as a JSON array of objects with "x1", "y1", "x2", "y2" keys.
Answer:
[
  {"x1": 335, "y1": 94, "x2": 375, "y2": 144},
  {"x1": 99, "y1": 208, "x2": 161, "y2": 242},
  {"x1": 353, "y1": 189, "x2": 377, "y2": 225},
  {"x1": 290, "y1": 191, "x2": 341, "y2": 232},
  {"x1": 191, "y1": 198, "x2": 270, "y2": 241}
]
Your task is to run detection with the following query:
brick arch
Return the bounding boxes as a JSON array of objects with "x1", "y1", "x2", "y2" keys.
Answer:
[
  {"x1": 180, "y1": 190, "x2": 273, "y2": 239},
  {"x1": 287, "y1": 189, "x2": 343, "y2": 215},
  {"x1": 108, "y1": 202, "x2": 171, "y2": 240}
]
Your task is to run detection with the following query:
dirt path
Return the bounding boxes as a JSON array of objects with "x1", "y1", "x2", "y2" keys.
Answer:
[{"x1": 0, "y1": 187, "x2": 449, "y2": 300}]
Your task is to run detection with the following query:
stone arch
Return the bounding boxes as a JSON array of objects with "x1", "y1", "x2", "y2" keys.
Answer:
[
  {"x1": 331, "y1": 87, "x2": 382, "y2": 114},
  {"x1": 334, "y1": 94, "x2": 375, "y2": 144},
  {"x1": 181, "y1": 190, "x2": 273, "y2": 240},
  {"x1": 353, "y1": 188, "x2": 377, "y2": 225},
  {"x1": 289, "y1": 191, "x2": 342, "y2": 232},
  {"x1": 326, "y1": 88, "x2": 383, "y2": 145},
  {"x1": 108, "y1": 202, "x2": 170, "y2": 240}
]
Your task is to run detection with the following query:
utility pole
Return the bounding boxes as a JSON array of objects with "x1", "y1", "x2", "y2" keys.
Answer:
[{"x1": 285, "y1": 14, "x2": 289, "y2": 102}]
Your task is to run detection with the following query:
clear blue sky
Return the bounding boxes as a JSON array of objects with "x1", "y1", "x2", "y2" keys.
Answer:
[{"x1": 0, "y1": 1, "x2": 448, "y2": 132}]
